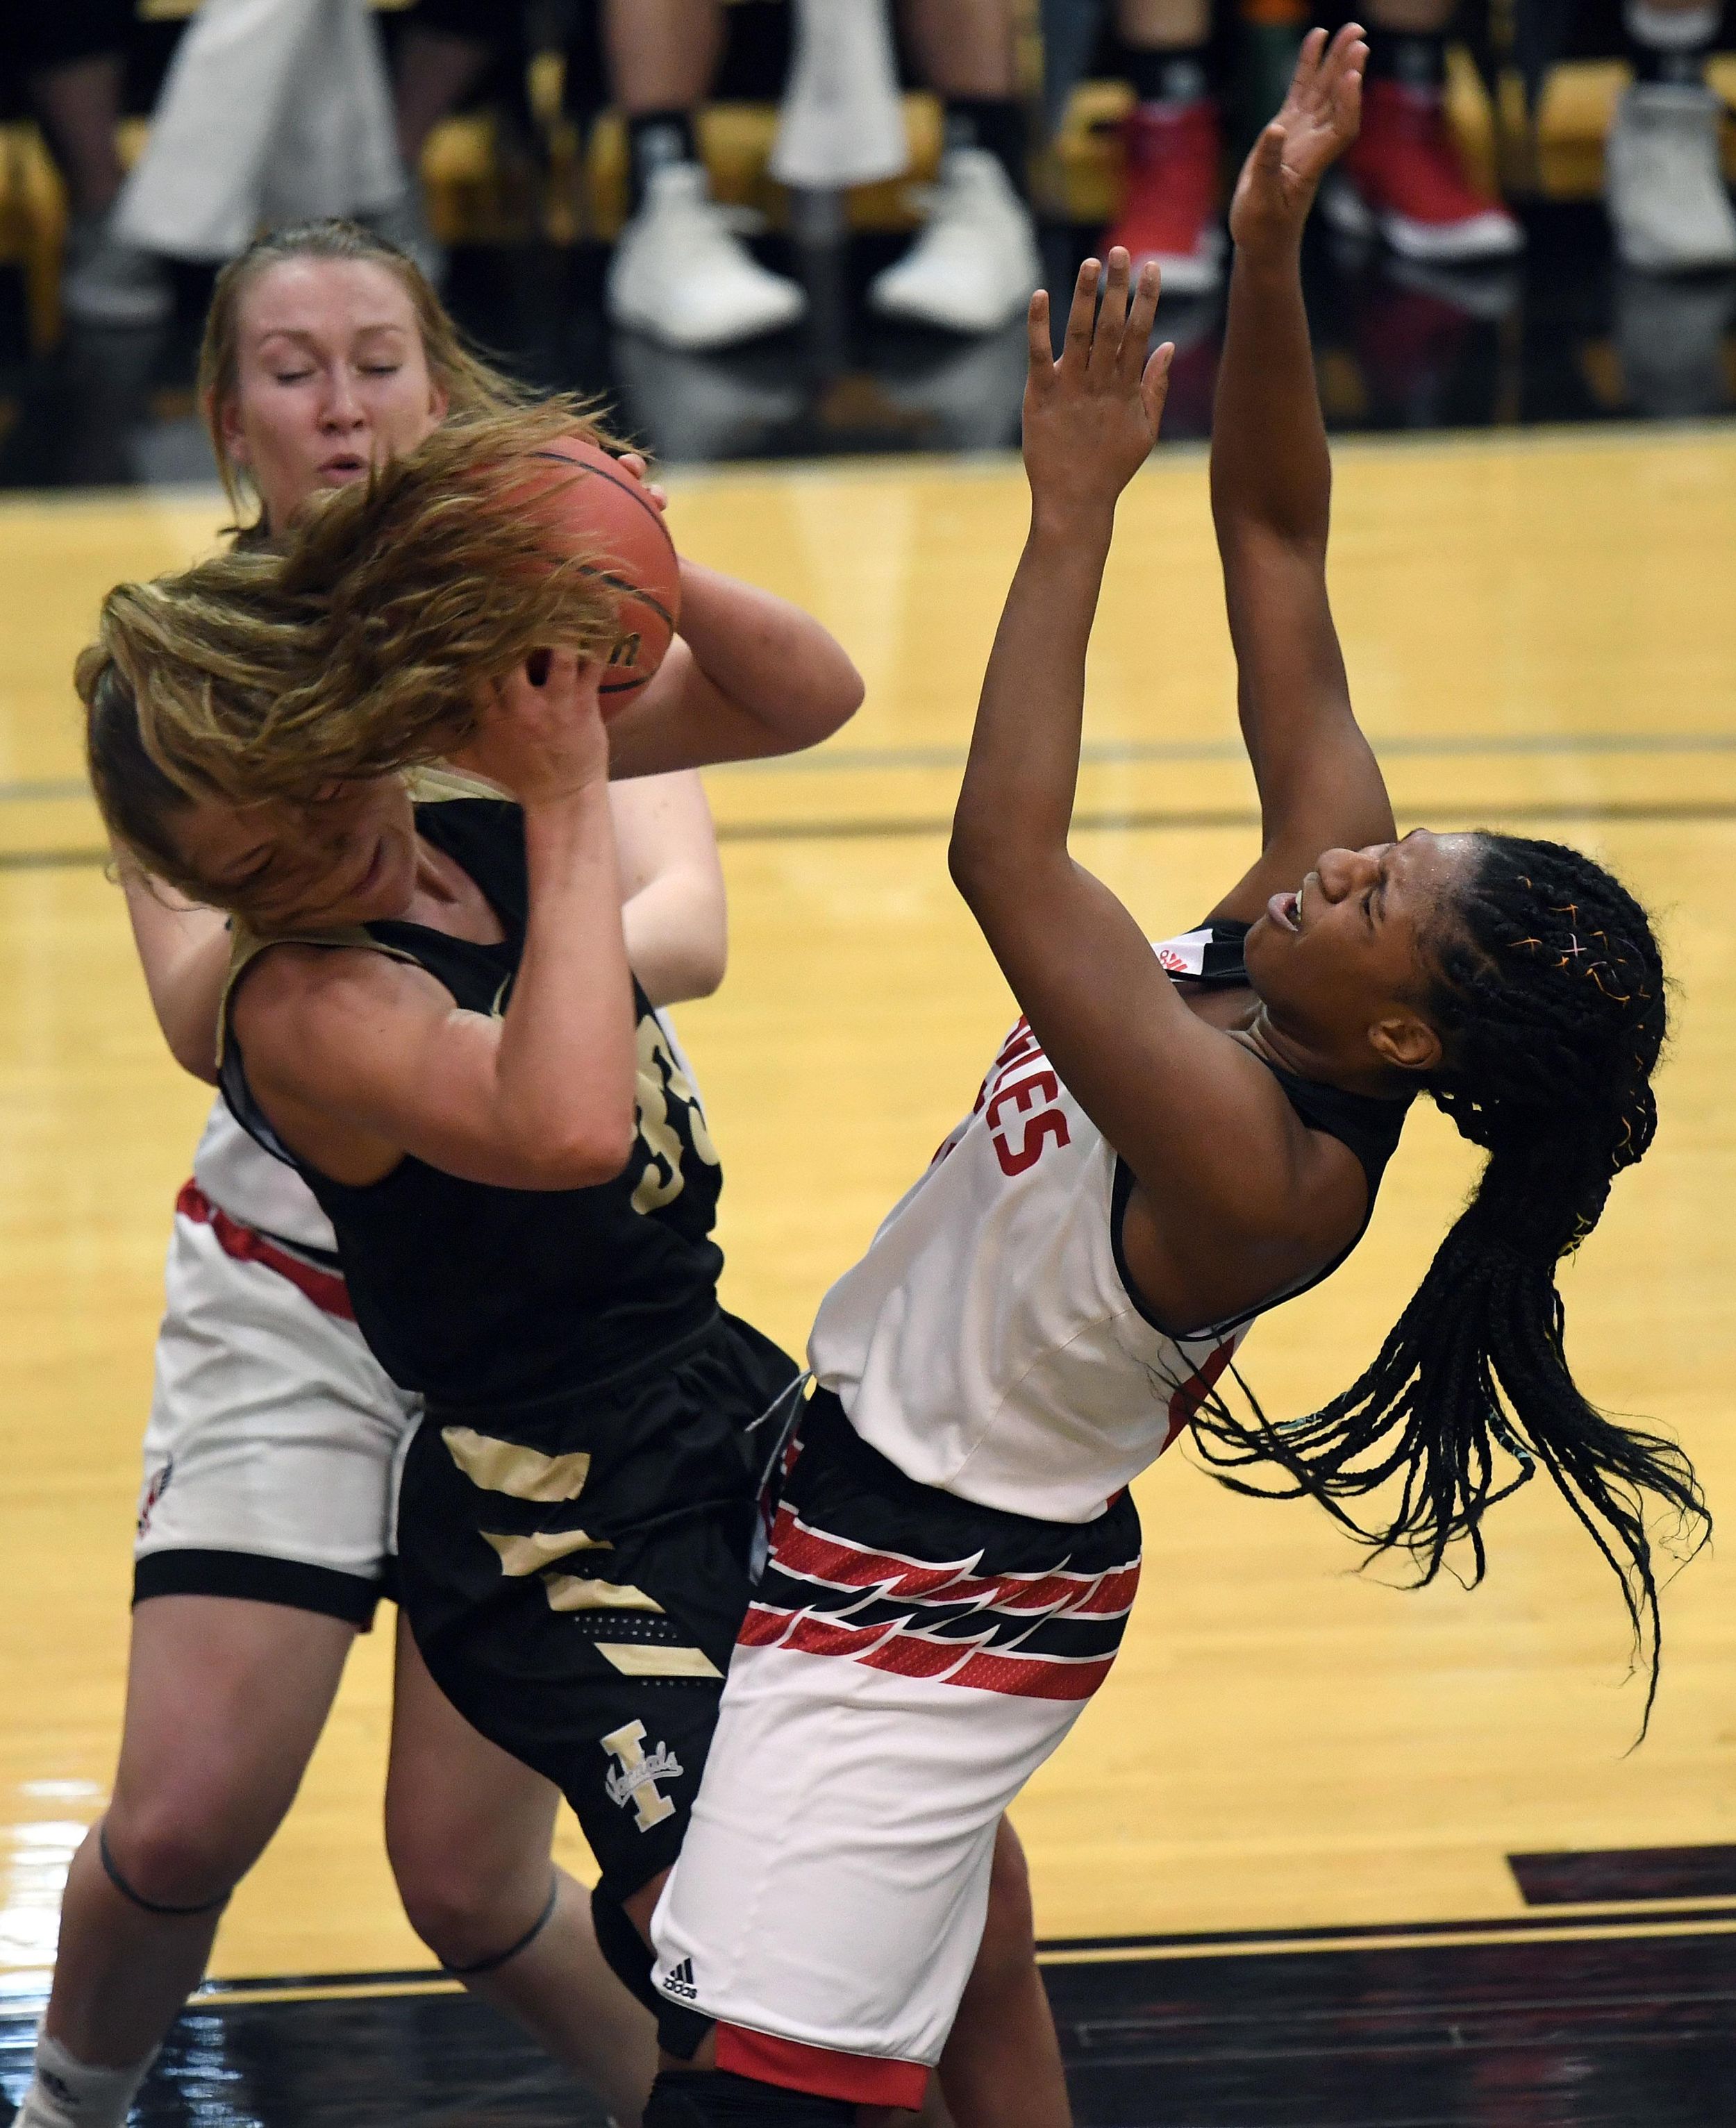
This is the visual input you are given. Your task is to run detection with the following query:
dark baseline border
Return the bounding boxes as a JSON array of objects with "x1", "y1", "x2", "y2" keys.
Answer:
[{"x1": 17, "y1": 1902, "x2": 1711, "y2": 2010}]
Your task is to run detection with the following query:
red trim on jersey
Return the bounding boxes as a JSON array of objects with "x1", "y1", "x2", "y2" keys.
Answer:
[
  {"x1": 175, "y1": 1180, "x2": 355, "y2": 1321},
  {"x1": 769, "y1": 1507, "x2": 1140, "y2": 1618},
  {"x1": 715, "y1": 2021, "x2": 929, "y2": 2109},
  {"x1": 737, "y1": 1605, "x2": 1119, "y2": 1701}
]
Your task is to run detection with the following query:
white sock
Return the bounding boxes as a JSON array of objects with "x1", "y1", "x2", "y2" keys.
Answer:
[{"x1": 14, "y1": 2036, "x2": 156, "y2": 2128}]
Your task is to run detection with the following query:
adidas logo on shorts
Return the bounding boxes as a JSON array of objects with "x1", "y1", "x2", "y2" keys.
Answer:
[{"x1": 661, "y1": 1956, "x2": 699, "y2": 2001}]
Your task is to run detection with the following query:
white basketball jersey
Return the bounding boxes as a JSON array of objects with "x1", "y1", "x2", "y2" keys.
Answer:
[
  {"x1": 808, "y1": 935, "x2": 1247, "y2": 1525},
  {"x1": 190, "y1": 1096, "x2": 340, "y2": 1252}
]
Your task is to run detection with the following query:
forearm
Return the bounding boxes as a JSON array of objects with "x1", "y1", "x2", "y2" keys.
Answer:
[
  {"x1": 677, "y1": 563, "x2": 861, "y2": 740},
  {"x1": 119, "y1": 860, "x2": 231, "y2": 1082},
  {"x1": 950, "y1": 509, "x2": 1112, "y2": 894},
  {"x1": 606, "y1": 564, "x2": 863, "y2": 775},
  {"x1": 622, "y1": 869, "x2": 727, "y2": 1005},
  {"x1": 496, "y1": 785, "x2": 637, "y2": 1167},
  {"x1": 1210, "y1": 240, "x2": 1330, "y2": 554}
]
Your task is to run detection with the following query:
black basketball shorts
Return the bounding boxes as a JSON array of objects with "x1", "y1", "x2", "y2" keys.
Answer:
[{"x1": 395, "y1": 1310, "x2": 799, "y2": 1904}]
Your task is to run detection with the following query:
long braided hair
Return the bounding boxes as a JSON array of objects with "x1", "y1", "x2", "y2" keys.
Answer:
[{"x1": 1192, "y1": 832, "x2": 1708, "y2": 1729}]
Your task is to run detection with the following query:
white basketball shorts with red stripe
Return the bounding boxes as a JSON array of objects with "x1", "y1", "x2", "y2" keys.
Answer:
[{"x1": 650, "y1": 1389, "x2": 1140, "y2": 2112}]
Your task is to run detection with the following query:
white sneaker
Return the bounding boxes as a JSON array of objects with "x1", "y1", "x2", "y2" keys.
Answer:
[
  {"x1": 60, "y1": 212, "x2": 173, "y2": 329},
  {"x1": 869, "y1": 147, "x2": 1041, "y2": 335},
  {"x1": 606, "y1": 162, "x2": 806, "y2": 349},
  {"x1": 1605, "y1": 84, "x2": 1736, "y2": 273}
]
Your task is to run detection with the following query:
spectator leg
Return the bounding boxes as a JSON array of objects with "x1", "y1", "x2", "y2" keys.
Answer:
[
  {"x1": 1324, "y1": 0, "x2": 1524, "y2": 258},
  {"x1": 605, "y1": 0, "x2": 727, "y2": 125},
  {"x1": 1606, "y1": 0, "x2": 1735, "y2": 269},
  {"x1": 26, "y1": 52, "x2": 126, "y2": 218},
  {"x1": 867, "y1": 0, "x2": 1040, "y2": 331},
  {"x1": 898, "y1": 0, "x2": 1019, "y2": 97},
  {"x1": 601, "y1": 0, "x2": 807, "y2": 347},
  {"x1": 1105, "y1": 0, "x2": 1225, "y2": 292},
  {"x1": 394, "y1": 27, "x2": 496, "y2": 171}
]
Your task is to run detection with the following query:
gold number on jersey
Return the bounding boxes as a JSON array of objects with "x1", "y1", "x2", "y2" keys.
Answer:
[{"x1": 631, "y1": 1016, "x2": 720, "y2": 1215}]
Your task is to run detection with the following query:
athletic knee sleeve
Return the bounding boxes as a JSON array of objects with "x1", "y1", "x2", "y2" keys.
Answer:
[
  {"x1": 644, "y1": 2070, "x2": 854, "y2": 2126},
  {"x1": 589, "y1": 1882, "x2": 664, "y2": 2015},
  {"x1": 440, "y1": 1874, "x2": 558, "y2": 1977},
  {"x1": 99, "y1": 1822, "x2": 230, "y2": 1918}
]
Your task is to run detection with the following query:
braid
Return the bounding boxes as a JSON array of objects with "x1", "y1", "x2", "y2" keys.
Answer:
[{"x1": 1192, "y1": 835, "x2": 1707, "y2": 1733}]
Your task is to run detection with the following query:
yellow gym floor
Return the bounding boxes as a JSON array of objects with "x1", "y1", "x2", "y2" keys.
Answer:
[{"x1": 3, "y1": 429, "x2": 1733, "y2": 1997}]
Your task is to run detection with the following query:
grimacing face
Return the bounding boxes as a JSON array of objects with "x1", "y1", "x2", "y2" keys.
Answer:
[
  {"x1": 218, "y1": 256, "x2": 448, "y2": 533},
  {"x1": 1241, "y1": 828, "x2": 1484, "y2": 1082},
  {"x1": 167, "y1": 777, "x2": 419, "y2": 935}
]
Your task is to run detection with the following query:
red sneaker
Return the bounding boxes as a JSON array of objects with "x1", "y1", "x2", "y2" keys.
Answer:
[
  {"x1": 1326, "y1": 78, "x2": 1523, "y2": 262},
  {"x1": 1104, "y1": 99, "x2": 1225, "y2": 295}
]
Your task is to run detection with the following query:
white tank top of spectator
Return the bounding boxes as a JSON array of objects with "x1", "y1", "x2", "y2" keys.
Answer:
[{"x1": 809, "y1": 923, "x2": 1412, "y2": 1525}]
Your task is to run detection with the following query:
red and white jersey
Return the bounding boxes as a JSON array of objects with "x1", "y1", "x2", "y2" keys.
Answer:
[
  {"x1": 190, "y1": 1097, "x2": 339, "y2": 1253},
  {"x1": 808, "y1": 933, "x2": 1245, "y2": 1525}
]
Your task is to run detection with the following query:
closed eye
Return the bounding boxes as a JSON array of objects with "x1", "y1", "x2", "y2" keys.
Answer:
[{"x1": 215, "y1": 852, "x2": 276, "y2": 894}]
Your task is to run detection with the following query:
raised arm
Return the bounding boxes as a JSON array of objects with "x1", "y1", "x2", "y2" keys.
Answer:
[
  {"x1": 117, "y1": 859, "x2": 232, "y2": 1083},
  {"x1": 603, "y1": 561, "x2": 865, "y2": 778},
  {"x1": 610, "y1": 770, "x2": 727, "y2": 1006},
  {"x1": 949, "y1": 254, "x2": 1367, "y2": 1333},
  {"x1": 236, "y1": 653, "x2": 637, "y2": 1193},
  {"x1": 1206, "y1": 25, "x2": 1392, "y2": 925}
]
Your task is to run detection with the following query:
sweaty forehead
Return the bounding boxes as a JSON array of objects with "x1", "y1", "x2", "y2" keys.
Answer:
[
  {"x1": 240, "y1": 258, "x2": 419, "y2": 347},
  {"x1": 1388, "y1": 828, "x2": 1480, "y2": 899}
]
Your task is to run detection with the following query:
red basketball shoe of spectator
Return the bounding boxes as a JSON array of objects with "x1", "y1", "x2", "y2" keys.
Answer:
[
  {"x1": 1104, "y1": 98, "x2": 1226, "y2": 295},
  {"x1": 1325, "y1": 78, "x2": 1523, "y2": 261}
]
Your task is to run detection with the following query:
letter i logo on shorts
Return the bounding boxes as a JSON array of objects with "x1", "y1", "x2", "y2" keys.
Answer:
[{"x1": 601, "y1": 1718, "x2": 684, "y2": 1832}]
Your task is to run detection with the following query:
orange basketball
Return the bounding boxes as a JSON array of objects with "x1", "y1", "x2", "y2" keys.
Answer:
[{"x1": 514, "y1": 435, "x2": 681, "y2": 709}]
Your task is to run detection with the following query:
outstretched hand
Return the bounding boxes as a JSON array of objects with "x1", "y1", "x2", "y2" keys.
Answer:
[
  {"x1": 1023, "y1": 249, "x2": 1174, "y2": 523},
  {"x1": 1228, "y1": 24, "x2": 1367, "y2": 257}
]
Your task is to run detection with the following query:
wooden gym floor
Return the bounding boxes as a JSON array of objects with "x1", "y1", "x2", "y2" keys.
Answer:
[{"x1": 1, "y1": 427, "x2": 1735, "y2": 2121}]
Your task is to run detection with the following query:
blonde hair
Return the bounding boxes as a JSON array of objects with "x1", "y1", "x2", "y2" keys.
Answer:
[
  {"x1": 198, "y1": 218, "x2": 559, "y2": 524},
  {"x1": 85, "y1": 401, "x2": 628, "y2": 837}
]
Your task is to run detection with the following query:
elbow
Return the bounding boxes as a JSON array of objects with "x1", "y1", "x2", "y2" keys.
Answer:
[
  {"x1": 832, "y1": 657, "x2": 866, "y2": 730},
  {"x1": 801, "y1": 653, "x2": 864, "y2": 746},
  {"x1": 684, "y1": 939, "x2": 727, "y2": 1000},
  {"x1": 166, "y1": 1023, "x2": 222, "y2": 1087},
  {"x1": 526, "y1": 1114, "x2": 637, "y2": 1191},
  {"x1": 947, "y1": 824, "x2": 1002, "y2": 910}
]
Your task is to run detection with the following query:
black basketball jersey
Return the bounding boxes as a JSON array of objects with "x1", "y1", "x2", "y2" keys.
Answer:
[{"x1": 219, "y1": 791, "x2": 725, "y2": 1405}]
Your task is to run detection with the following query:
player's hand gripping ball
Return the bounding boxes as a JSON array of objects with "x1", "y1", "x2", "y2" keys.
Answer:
[{"x1": 513, "y1": 437, "x2": 681, "y2": 713}]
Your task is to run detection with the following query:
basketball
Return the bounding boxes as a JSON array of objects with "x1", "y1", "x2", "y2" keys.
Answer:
[{"x1": 515, "y1": 435, "x2": 682, "y2": 707}]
